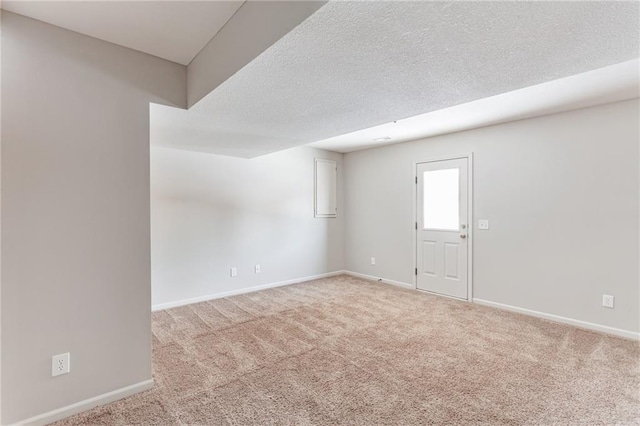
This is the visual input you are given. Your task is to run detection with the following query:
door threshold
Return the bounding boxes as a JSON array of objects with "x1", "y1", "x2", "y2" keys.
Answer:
[{"x1": 415, "y1": 288, "x2": 470, "y2": 302}]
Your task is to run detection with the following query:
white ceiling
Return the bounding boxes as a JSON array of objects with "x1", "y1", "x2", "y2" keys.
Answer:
[
  {"x1": 152, "y1": 1, "x2": 639, "y2": 158},
  {"x1": 1, "y1": 1, "x2": 244, "y2": 65},
  {"x1": 310, "y1": 59, "x2": 640, "y2": 153}
]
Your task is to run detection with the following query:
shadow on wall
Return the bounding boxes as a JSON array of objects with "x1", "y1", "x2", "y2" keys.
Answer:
[
  {"x1": 4, "y1": 13, "x2": 187, "y2": 108},
  {"x1": 150, "y1": 144, "x2": 344, "y2": 307}
]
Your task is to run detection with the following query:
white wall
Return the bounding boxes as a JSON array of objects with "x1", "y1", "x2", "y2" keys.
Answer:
[
  {"x1": 151, "y1": 145, "x2": 344, "y2": 308},
  {"x1": 187, "y1": 1, "x2": 325, "y2": 107},
  {"x1": 1, "y1": 13, "x2": 186, "y2": 424},
  {"x1": 1, "y1": 8, "x2": 637, "y2": 425},
  {"x1": 344, "y1": 99, "x2": 639, "y2": 334}
]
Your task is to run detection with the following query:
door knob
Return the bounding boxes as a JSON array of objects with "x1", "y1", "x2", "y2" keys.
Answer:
[{"x1": 460, "y1": 234, "x2": 467, "y2": 239}]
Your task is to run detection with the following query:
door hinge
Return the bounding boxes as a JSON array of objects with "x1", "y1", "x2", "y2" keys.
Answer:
[
  {"x1": 415, "y1": 222, "x2": 417, "y2": 230},
  {"x1": 415, "y1": 176, "x2": 417, "y2": 184},
  {"x1": 415, "y1": 268, "x2": 418, "y2": 275}
]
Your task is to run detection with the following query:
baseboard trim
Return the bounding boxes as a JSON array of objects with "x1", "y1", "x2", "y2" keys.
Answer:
[
  {"x1": 152, "y1": 271, "x2": 347, "y2": 312},
  {"x1": 8, "y1": 379, "x2": 154, "y2": 426},
  {"x1": 343, "y1": 270, "x2": 414, "y2": 290},
  {"x1": 473, "y1": 298, "x2": 639, "y2": 340},
  {"x1": 340, "y1": 271, "x2": 638, "y2": 340}
]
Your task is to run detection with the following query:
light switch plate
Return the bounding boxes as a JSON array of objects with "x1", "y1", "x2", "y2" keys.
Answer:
[
  {"x1": 230, "y1": 267, "x2": 237, "y2": 277},
  {"x1": 478, "y1": 219, "x2": 490, "y2": 230}
]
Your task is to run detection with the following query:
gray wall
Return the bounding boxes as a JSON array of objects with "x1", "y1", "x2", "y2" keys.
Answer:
[
  {"x1": 1, "y1": 12, "x2": 186, "y2": 424},
  {"x1": 187, "y1": 1, "x2": 325, "y2": 107},
  {"x1": 344, "y1": 100, "x2": 639, "y2": 334},
  {"x1": 151, "y1": 145, "x2": 344, "y2": 307},
  {"x1": 1, "y1": 7, "x2": 638, "y2": 425}
]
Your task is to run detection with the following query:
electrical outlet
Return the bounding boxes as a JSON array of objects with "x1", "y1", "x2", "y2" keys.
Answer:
[
  {"x1": 478, "y1": 219, "x2": 490, "y2": 230},
  {"x1": 230, "y1": 267, "x2": 237, "y2": 277},
  {"x1": 371, "y1": 257, "x2": 376, "y2": 265},
  {"x1": 602, "y1": 294, "x2": 614, "y2": 308},
  {"x1": 255, "y1": 264, "x2": 261, "y2": 273},
  {"x1": 52, "y1": 353, "x2": 70, "y2": 377}
]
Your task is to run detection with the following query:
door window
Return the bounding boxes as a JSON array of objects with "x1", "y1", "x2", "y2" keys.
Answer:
[{"x1": 423, "y1": 168, "x2": 459, "y2": 231}]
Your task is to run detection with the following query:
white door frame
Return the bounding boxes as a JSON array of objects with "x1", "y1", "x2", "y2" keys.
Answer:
[{"x1": 412, "y1": 153, "x2": 474, "y2": 301}]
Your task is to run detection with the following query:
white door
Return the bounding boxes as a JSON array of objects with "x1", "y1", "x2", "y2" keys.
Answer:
[{"x1": 416, "y1": 158, "x2": 469, "y2": 299}]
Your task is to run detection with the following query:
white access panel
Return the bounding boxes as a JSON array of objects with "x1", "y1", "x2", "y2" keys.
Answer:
[{"x1": 315, "y1": 159, "x2": 337, "y2": 218}]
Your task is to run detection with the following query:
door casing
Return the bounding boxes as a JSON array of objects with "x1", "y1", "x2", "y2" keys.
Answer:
[{"x1": 412, "y1": 153, "x2": 474, "y2": 301}]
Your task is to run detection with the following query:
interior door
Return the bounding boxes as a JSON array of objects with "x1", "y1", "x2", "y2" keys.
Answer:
[{"x1": 416, "y1": 158, "x2": 469, "y2": 299}]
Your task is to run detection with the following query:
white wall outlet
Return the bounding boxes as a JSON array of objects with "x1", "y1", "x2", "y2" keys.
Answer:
[
  {"x1": 52, "y1": 353, "x2": 70, "y2": 377},
  {"x1": 230, "y1": 267, "x2": 237, "y2": 277},
  {"x1": 371, "y1": 257, "x2": 376, "y2": 265},
  {"x1": 602, "y1": 294, "x2": 614, "y2": 308},
  {"x1": 255, "y1": 264, "x2": 261, "y2": 273},
  {"x1": 478, "y1": 219, "x2": 490, "y2": 230}
]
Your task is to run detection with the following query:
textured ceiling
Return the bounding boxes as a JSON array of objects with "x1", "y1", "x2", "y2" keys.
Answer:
[
  {"x1": 310, "y1": 59, "x2": 640, "y2": 153},
  {"x1": 2, "y1": 1, "x2": 244, "y2": 64},
  {"x1": 151, "y1": 1, "x2": 640, "y2": 157}
]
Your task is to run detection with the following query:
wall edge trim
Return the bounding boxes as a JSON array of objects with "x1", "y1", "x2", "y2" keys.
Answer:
[
  {"x1": 7, "y1": 380, "x2": 154, "y2": 426},
  {"x1": 473, "y1": 298, "x2": 639, "y2": 340},
  {"x1": 342, "y1": 270, "x2": 414, "y2": 289},
  {"x1": 342, "y1": 270, "x2": 638, "y2": 339},
  {"x1": 151, "y1": 270, "x2": 347, "y2": 312}
]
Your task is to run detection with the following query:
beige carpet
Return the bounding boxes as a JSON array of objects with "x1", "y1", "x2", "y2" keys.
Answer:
[{"x1": 56, "y1": 275, "x2": 639, "y2": 425}]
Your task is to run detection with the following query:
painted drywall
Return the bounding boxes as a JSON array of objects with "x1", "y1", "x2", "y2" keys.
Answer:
[
  {"x1": 344, "y1": 99, "x2": 640, "y2": 334},
  {"x1": 150, "y1": 145, "x2": 344, "y2": 308},
  {"x1": 187, "y1": 1, "x2": 326, "y2": 107},
  {"x1": 176, "y1": 1, "x2": 639, "y2": 157},
  {"x1": 1, "y1": 1, "x2": 244, "y2": 65},
  {"x1": 1, "y1": 12, "x2": 186, "y2": 424},
  {"x1": 311, "y1": 60, "x2": 640, "y2": 153}
]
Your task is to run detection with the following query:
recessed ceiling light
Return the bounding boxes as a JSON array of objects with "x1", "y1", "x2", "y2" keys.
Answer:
[{"x1": 373, "y1": 136, "x2": 392, "y2": 142}]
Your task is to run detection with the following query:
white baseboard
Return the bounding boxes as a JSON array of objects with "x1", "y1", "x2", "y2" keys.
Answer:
[
  {"x1": 8, "y1": 379, "x2": 154, "y2": 426},
  {"x1": 473, "y1": 298, "x2": 639, "y2": 340},
  {"x1": 151, "y1": 271, "x2": 347, "y2": 312},
  {"x1": 151, "y1": 269, "x2": 637, "y2": 334},
  {"x1": 341, "y1": 271, "x2": 638, "y2": 340},
  {"x1": 343, "y1": 270, "x2": 414, "y2": 290}
]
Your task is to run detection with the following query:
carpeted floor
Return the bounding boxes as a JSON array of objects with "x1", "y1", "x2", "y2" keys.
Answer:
[{"x1": 56, "y1": 275, "x2": 639, "y2": 425}]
